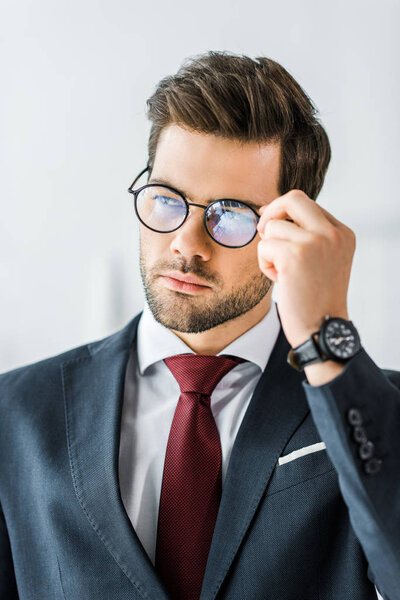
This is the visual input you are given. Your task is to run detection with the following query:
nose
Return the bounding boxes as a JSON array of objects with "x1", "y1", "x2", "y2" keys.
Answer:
[{"x1": 169, "y1": 206, "x2": 213, "y2": 261}]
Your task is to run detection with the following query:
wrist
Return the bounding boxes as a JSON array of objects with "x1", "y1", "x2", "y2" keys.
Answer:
[
  {"x1": 290, "y1": 311, "x2": 349, "y2": 349},
  {"x1": 287, "y1": 315, "x2": 362, "y2": 373}
]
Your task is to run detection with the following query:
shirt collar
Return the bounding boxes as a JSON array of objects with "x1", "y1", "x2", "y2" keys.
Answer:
[{"x1": 137, "y1": 299, "x2": 281, "y2": 375}]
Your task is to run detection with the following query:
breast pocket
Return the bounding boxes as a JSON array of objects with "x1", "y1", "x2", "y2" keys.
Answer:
[{"x1": 266, "y1": 443, "x2": 336, "y2": 496}]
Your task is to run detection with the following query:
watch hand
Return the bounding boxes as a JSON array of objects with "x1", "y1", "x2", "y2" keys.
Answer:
[{"x1": 331, "y1": 335, "x2": 354, "y2": 346}]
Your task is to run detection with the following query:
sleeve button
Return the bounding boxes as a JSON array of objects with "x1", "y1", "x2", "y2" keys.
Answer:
[
  {"x1": 353, "y1": 426, "x2": 368, "y2": 444},
  {"x1": 359, "y1": 441, "x2": 375, "y2": 460},
  {"x1": 347, "y1": 408, "x2": 363, "y2": 426},
  {"x1": 364, "y1": 457, "x2": 382, "y2": 475}
]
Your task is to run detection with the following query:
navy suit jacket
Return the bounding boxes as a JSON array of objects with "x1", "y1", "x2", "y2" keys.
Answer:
[{"x1": 1, "y1": 313, "x2": 400, "y2": 600}]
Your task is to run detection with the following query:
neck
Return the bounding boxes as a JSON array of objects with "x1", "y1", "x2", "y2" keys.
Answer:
[{"x1": 169, "y1": 294, "x2": 272, "y2": 355}]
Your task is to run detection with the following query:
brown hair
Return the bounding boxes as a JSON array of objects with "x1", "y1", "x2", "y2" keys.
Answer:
[{"x1": 146, "y1": 51, "x2": 331, "y2": 200}]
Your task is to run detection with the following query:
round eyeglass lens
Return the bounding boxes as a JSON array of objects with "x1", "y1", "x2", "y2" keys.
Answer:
[
  {"x1": 205, "y1": 201, "x2": 258, "y2": 247},
  {"x1": 136, "y1": 186, "x2": 187, "y2": 231}
]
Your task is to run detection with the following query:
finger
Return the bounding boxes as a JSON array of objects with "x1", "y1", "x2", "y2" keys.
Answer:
[
  {"x1": 257, "y1": 239, "x2": 279, "y2": 282},
  {"x1": 257, "y1": 217, "x2": 310, "y2": 243},
  {"x1": 259, "y1": 192, "x2": 333, "y2": 233},
  {"x1": 257, "y1": 237, "x2": 289, "y2": 276}
]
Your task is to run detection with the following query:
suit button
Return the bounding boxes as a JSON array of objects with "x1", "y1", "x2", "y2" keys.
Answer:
[
  {"x1": 359, "y1": 441, "x2": 375, "y2": 460},
  {"x1": 364, "y1": 457, "x2": 382, "y2": 475},
  {"x1": 353, "y1": 426, "x2": 368, "y2": 444},
  {"x1": 348, "y1": 408, "x2": 363, "y2": 426}
]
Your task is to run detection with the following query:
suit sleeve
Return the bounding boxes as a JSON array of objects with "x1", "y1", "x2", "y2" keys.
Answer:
[
  {"x1": 0, "y1": 500, "x2": 19, "y2": 599},
  {"x1": 302, "y1": 348, "x2": 400, "y2": 600}
]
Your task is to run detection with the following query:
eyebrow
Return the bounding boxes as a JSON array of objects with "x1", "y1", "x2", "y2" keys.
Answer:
[{"x1": 148, "y1": 177, "x2": 263, "y2": 212}]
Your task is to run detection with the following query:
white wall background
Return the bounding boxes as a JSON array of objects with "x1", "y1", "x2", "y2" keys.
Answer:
[{"x1": 1, "y1": 0, "x2": 399, "y2": 375}]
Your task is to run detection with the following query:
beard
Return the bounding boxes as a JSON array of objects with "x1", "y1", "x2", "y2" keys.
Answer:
[{"x1": 139, "y1": 243, "x2": 272, "y2": 334}]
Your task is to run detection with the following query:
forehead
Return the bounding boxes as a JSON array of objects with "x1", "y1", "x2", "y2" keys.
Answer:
[{"x1": 151, "y1": 124, "x2": 281, "y2": 204}]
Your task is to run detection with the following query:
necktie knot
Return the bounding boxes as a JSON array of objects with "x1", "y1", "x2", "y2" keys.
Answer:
[{"x1": 164, "y1": 353, "x2": 243, "y2": 397}]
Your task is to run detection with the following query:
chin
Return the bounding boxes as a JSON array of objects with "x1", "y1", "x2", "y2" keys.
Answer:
[
  {"x1": 143, "y1": 271, "x2": 272, "y2": 333},
  {"x1": 149, "y1": 292, "x2": 214, "y2": 333}
]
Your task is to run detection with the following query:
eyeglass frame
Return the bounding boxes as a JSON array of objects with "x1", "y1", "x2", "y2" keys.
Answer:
[{"x1": 127, "y1": 166, "x2": 261, "y2": 249}]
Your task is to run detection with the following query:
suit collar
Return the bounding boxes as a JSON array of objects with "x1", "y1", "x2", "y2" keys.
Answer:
[{"x1": 61, "y1": 311, "x2": 308, "y2": 600}]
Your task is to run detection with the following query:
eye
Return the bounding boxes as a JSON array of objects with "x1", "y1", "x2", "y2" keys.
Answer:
[{"x1": 153, "y1": 195, "x2": 183, "y2": 207}]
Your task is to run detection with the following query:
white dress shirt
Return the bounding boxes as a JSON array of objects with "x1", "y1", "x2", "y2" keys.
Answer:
[{"x1": 118, "y1": 300, "x2": 281, "y2": 565}]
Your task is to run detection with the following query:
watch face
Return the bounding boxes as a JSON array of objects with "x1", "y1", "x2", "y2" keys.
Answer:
[{"x1": 322, "y1": 318, "x2": 360, "y2": 360}]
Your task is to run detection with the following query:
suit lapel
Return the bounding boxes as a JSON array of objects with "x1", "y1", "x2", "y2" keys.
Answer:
[
  {"x1": 61, "y1": 313, "x2": 170, "y2": 600},
  {"x1": 200, "y1": 326, "x2": 309, "y2": 600}
]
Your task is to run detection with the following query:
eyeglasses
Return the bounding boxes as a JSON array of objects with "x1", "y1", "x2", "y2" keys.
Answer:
[{"x1": 127, "y1": 167, "x2": 261, "y2": 249}]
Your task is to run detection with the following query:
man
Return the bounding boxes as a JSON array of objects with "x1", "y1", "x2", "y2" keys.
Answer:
[{"x1": 0, "y1": 52, "x2": 399, "y2": 600}]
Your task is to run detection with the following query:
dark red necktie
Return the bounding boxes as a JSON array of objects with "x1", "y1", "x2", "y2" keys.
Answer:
[{"x1": 155, "y1": 353, "x2": 243, "y2": 600}]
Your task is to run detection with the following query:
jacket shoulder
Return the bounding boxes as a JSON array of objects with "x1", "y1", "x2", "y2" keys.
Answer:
[
  {"x1": 0, "y1": 314, "x2": 141, "y2": 402},
  {"x1": 383, "y1": 367, "x2": 400, "y2": 389},
  {"x1": 0, "y1": 342, "x2": 89, "y2": 397}
]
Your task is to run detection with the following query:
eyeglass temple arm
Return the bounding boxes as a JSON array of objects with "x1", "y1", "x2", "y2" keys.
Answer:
[{"x1": 128, "y1": 166, "x2": 150, "y2": 191}]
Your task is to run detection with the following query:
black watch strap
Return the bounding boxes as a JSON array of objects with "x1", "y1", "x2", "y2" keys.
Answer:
[{"x1": 287, "y1": 333, "x2": 328, "y2": 372}]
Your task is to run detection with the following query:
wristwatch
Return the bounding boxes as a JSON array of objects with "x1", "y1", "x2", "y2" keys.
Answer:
[{"x1": 287, "y1": 316, "x2": 362, "y2": 372}]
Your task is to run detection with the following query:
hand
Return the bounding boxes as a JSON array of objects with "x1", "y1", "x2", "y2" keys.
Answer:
[{"x1": 256, "y1": 190, "x2": 356, "y2": 349}]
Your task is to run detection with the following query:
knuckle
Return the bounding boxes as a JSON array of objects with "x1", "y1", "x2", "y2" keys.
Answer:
[
  {"x1": 308, "y1": 231, "x2": 325, "y2": 246},
  {"x1": 289, "y1": 189, "x2": 308, "y2": 200},
  {"x1": 264, "y1": 219, "x2": 276, "y2": 235},
  {"x1": 291, "y1": 242, "x2": 305, "y2": 258},
  {"x1": 347, "y1": 227, "x2": 356, "y2": 249},
  {"x1": 257, "y1": 238, "x2": 269, "y2": 257},
  {"x1": 325, "y1": 226, "x2": 341, "y2": 245},
  {"x1": 304, "y1": 230, "x2": 319, "y2": 244}
]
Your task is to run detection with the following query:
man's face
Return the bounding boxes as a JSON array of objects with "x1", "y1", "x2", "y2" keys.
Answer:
[{"x1": 139, "y1": 124, "x2": 281, "y2": 333}]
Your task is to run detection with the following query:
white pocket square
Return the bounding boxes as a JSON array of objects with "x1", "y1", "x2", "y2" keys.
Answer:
[{"x1": 278, "y1": 442, "x2": 326, "y2": 466}]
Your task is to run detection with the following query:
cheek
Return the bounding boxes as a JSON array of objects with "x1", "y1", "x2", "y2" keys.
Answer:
[
  {"x1": 140, "y1": 227, "x2": 169, "y2": 257},
  {"x1": 238, "y1": 243, "x2": 260, "y2": 270},
  {"x1": 219, "y1": 247, "x2": 260, "y2": 282}
]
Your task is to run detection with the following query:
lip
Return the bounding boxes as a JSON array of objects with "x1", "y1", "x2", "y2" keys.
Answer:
[
  {"x1": 160, "y1": 271, "x2": 212, "y2": 294},
  {"x1": 162, "y1": 271, "x2": 212, "y2": 287}
]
